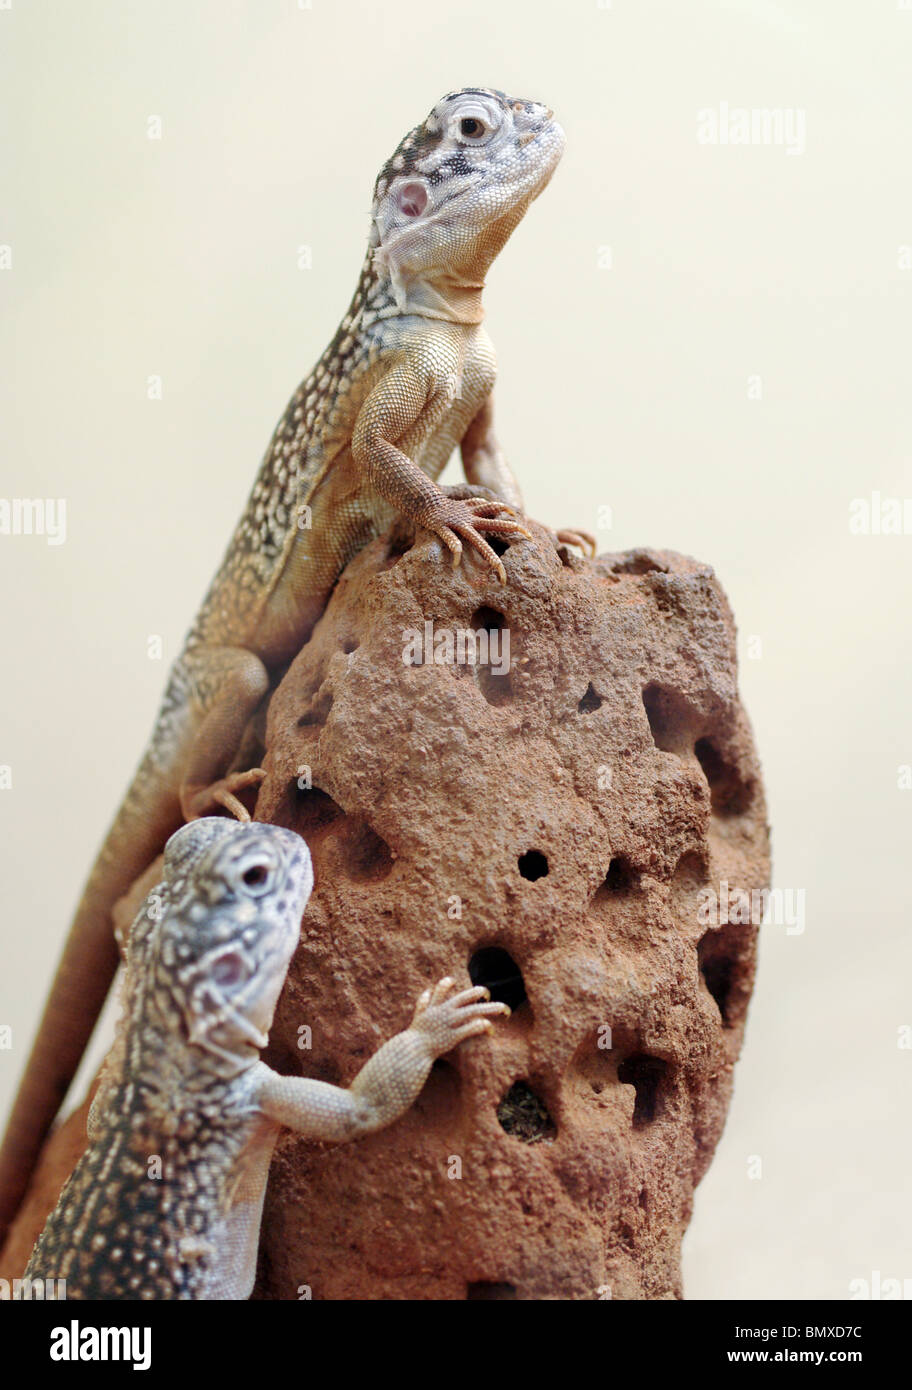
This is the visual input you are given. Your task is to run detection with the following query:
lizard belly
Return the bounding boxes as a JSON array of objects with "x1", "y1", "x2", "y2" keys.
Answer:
[
  {"x1": 199, "y1": 1124, "x2": 279, "y2": 1301},
  {"x1": 249, "y1": 451, "x2": 392, "y2": 665},
  {"x1": 411, "y1": 320, "x2": 496, "y2": 480},
  {"x1": 250, "y1": 382, "x2": 488, "y2": 663},
  {"x1": 200, "y1": 322, "x2": 494, "y2": 668}
]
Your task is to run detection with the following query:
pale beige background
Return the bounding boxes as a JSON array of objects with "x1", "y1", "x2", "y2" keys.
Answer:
[{"x1": 1, "y1": 0, "x2": 910, "y2": 1299}]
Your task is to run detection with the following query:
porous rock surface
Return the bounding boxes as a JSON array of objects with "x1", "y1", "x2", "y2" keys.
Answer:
[
  {"x1": 252, "y1": 522, "x2": 769, "y2": 1299},
  {"x1": 1, "y1": 522, "x2": 770, "y2": 1299}
]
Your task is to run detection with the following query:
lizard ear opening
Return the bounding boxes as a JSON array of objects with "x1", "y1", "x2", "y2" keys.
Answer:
[
  {"x1": 397, "y1": 182, "x2": 428, "y2": 217},
  {"x1": 210, "y1": 952, "x2": 248, "y2": 989}
]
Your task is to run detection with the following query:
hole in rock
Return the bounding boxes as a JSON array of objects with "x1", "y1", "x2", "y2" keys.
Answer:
[
  {"x1": 468, "y1": 947, "x2": 527, "y2": 1010},
  {"x1": 611, "y1": 553, "x2": 666, "y2": 576},
  {"x1": 672, "y1": 850, "x2": 708, "y2": 889},
  {"x1": 487, "y1": 537, "x2": 510, "y2": 558},
  {"x1": 297, "y1": 687, "x2": 334, "y2": 728},
  {"x1": 385, "y1": 529, "x2": 412, "y2": 561},
  {"x1": 642, "y1": 682, "x2": 696, "y2": 753},
  {"x1": 669, "y1": 851, "x2": 711, "y2": 934},
  {"x1": 697, "y1": 931, "x2": 737, "y2": 1025},
  {"x1": 694, "y1": 737, "x2": 754, "y2": 816},
  {"x1": 569, "y1": 1042, "x2": 614, "y2": 1098},
  {"x1": 618, "y1": 1219, "x2": 637, "y2": 1247},
  {"x1": 577, "y1": 682, "x2": 603, "y2": 714},
  {"x1": 345, "y1": 821, "x2": 394, "y2": 883},
  {"x1": 617, "y1": 1054, "x2": 669, "y2": 1127},
  {"x1": 518, "y1": 850, "x2": 548, "y2": 881},
  {"x1": 466, "y1": 1282, "x2": 517, "y2": 1300},
  {"x1": 497, "y1": 1080, "x2": 556, "y2": 1143},
  {"x1": 290, "y1": 786, "x2": 344, "y2": 837},
  {"x1": 340, "y1": 637, "x2": 359, "y2": 655},
  {"x1": 469, "y1": 605, "x2": 513, "y2": 706},
  {"x1": 603, "y1": 854, "x2": 639, "y2": 895},
  {"x1": 471, "y1": 604, "x2": 507, "y2": 634}
]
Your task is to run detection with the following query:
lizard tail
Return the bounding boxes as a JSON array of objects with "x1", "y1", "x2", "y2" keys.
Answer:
[{"x1": 0, "y1": 763, "x2": 184, "y2": 1248}]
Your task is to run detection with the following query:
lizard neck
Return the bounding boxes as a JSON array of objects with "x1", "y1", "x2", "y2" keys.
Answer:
[
  {"x1": 361, "y1": 238, "x2": 485, "y2": 325},
  {"x1": 389, "y1": 273, "x2": 486, "y2": 325},
  {"x1": 130, "y1": 1006, "x2": 261, "y2": 1087},
  {"x1": 362, "y1": 272, "x2": 485, "y2": 327}
]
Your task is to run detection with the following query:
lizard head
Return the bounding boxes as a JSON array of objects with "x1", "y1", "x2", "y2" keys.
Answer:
[
  {"x1": 150, "y1": 819, "x2": 314, "y2": 1067},
  {"x1": 370, "y1": 88, "x2": 564, "y2": 318}
]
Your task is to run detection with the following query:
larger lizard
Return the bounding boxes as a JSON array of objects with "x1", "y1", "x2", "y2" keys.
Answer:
[
  {"x1": 18, "y1": 818, "x2": 508, "y2": 1299},
  {"x1": 0, "y1": 86, "x2": 585, "y2": 1241}
]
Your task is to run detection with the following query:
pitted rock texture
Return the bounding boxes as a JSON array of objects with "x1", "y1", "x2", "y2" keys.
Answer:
[
  {"x1": 0, "y1": 524, "x2": 769, "y2": 1299},
  {"x1": 251, "y1": 522, "x2": 769, "y2": 1300}
]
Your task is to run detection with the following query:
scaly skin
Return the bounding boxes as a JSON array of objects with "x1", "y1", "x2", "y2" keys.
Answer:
[
  {"x1": 0, "y1": 86, "x2": 588, "y2": 1244},
  {"x1": 18, "y1": 820, "x2": 508, "y2": 1300}
]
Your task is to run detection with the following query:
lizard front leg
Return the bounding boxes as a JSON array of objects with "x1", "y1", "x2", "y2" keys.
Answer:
[
  {"x1": 178, "y1": 645, "x2": 270, "y2": 822},
  {"x1": 352, "y1": 363, "x2": 532, "y2": 584},
  {"x1": 255, "y1": 977, "x2": 509, "y2": 1142},
  {"x1": 461, "y1": 393, "x2": 597, "y2": 557}
]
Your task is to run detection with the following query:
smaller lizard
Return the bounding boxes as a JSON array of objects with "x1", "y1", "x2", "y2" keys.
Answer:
[{"x1": 19, "y1": 818, "x2": 508, "y2": 1299}]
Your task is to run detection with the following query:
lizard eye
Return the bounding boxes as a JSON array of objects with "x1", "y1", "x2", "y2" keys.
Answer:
[
  {"x1": 239, "y1": 860, "x2": 273, "y2": 895},
  {"x1": 396, "y1": 182, "x2": 428, "y2": 217},
  {"x1": 460, "y1": 117, "x2": 486, "y2": 138}
]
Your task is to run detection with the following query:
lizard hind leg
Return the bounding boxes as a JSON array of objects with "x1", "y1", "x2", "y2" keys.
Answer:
[
  {"x1": 553, "y1": 527, "x2": 597, "y2": 557},
  {"x1": 178, "y1": 647, "x2": 271, "y2": 824}
]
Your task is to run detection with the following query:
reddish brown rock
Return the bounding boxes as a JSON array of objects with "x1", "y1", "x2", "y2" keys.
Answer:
[
  {"x1": 252, "y1": 522, "x2": 769, "y2": 1300},
  {"x1": 0, "y1": 522, "x2": 769, "y2": 1299}
]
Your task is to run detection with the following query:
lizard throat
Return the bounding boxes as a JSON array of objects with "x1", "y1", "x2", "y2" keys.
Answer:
[{"x1": 373, "y1": 265, "x2": 486, "y2": 325}]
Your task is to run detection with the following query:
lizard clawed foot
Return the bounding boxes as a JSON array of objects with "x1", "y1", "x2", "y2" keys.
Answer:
[
  {"x1": 423, "y1": 494, "x2": 532, "y2": 584},
  {"x1": 410, "y1": 976, "x2": 511, "y2": 1056},
  {"x1": 181, "y1": 767, "x2": 267, "y2": 824},
  {"x1": 553, "y1": 527, "x2": 597, "y2": 557}
]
